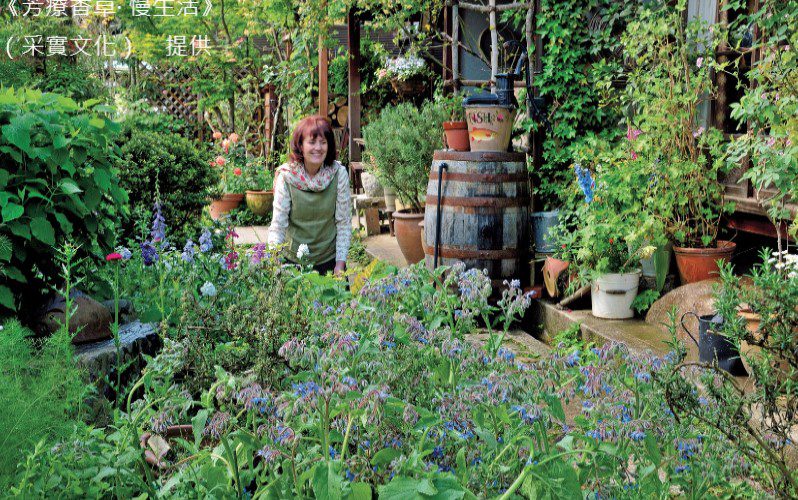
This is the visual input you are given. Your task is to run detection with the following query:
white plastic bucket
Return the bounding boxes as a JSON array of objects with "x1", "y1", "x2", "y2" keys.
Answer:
[{"x1": 591, "y1": 270, "x2": 642, "y2": 319}]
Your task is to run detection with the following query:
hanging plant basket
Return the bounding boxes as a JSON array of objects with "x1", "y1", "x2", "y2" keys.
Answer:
[{"x1": 390, "y1": 75, "x2": 427, "y2": 98}]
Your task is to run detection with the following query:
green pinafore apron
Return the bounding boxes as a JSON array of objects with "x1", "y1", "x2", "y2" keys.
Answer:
[{"x1": 284, "y1": 170, "x2": 338, "y2": 266}]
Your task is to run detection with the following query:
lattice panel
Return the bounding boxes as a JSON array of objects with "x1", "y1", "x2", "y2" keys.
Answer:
[{"x1": 134, "y1": 63, "x2": 276, "y2": 154}]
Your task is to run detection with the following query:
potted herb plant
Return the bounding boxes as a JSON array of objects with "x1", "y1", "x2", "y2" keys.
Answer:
[
  {"x1": 622, "y1": 4, "x2": 735, "y2": 283},
  {"x1": 438, "y1": 91, "x2": 469, "y2": 151},
  {"x1": 362, "y1": 99, "x2": 449, "y2": 263},
  {"x1": 244, "y1": 157, "x2": 276, "y2": 217},
  {"x1": 209, "y1": 132, "x2": 248, "y2": 220},
  {"x1": 553, "y1": 162, "x2": 654, "y2": 319}
]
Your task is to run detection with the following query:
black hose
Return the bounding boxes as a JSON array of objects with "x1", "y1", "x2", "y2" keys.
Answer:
[{"x1": 434, "y1": 162, "x2": 448, "y2": 269}]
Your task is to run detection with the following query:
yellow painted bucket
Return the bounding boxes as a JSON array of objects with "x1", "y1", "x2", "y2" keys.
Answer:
[{"x1": 464, "y1": 105, "x2": 516, "y2": 152}]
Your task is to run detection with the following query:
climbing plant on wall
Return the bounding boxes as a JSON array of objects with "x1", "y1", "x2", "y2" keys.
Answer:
[{"x1": 508, "y1": 0, "x2": 639, "y2": 211}]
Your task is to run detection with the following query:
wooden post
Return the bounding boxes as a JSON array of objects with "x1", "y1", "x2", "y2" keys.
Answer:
[
  {"x1": 347, "y1": 8, "x2": 362, "y2": 163},
  {"x1": 443, "y1": 2, "x2": 452, "y2": 83},
  {"x1": 453, "y1": 1, "x2": 460, "y2": 90},
  {"x1": 489, "y1": 0, "x2": 498, "y2": 91},
  {"x1": 319, "y1": 36, "x2": 329, "y2": 119}
]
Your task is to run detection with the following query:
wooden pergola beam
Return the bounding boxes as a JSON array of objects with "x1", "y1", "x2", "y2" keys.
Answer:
[
  {"x1": 319, "y1": 36, "x2": 329, "y2": 119},
  {"x1": 449, "y1": 1, "x2": 534, "y2": 13},
  {"x1": 347, "y1": 8, "x2": 362, "y2": 163}
]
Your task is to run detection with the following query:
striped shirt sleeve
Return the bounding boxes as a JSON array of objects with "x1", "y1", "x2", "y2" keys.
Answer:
[
  {"x1": 334, "y1": 162, "x2": 352, "y2": 262},
  {"x1": 267, "y1": 173, "x2": 290, "y2": 248}
]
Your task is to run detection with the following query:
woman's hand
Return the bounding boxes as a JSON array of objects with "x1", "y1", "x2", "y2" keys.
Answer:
[{"x1": 334, "y1": 261, "x2": 346, "y2": 276}]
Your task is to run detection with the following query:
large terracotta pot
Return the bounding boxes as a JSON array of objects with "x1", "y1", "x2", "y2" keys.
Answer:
[
  {"x1": 393, "y1": 210, "x2": 425, "y2": 264},
  {"x1": 443, "y1": 121, "x2": 470, "y2": 151},
  {"x1": 245, "y1": 190, "x2": 274, "y2": 216},
  {"x1": 209, "y1": 193, "x2": 244, "y2": 220},
  {"x1": 673, "y1": 240, "x2": 736, "y2": 284}
]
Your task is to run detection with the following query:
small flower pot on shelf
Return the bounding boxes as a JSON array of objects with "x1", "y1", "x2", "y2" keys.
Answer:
[
  {"x1": 209, "y1": 193, "x2": 244, "y2": 220},
  {"x1": 531, "y1": 210, "x2": 560, "y2": 254},
  {"x1": 245, "y1": 190, "x2": 274, "y2": 216}
]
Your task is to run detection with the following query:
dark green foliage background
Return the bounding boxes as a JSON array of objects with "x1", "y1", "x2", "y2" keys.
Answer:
[{"x1": 0, "y1": 89, "x2": 127, "y2": 315}]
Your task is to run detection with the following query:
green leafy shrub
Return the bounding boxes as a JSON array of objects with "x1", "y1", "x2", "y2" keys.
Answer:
[
  {"x1": 116, "y1": 129, "x2": 217, "y2": 244},
  {"x1": 117, "y1": 97, "x2": 189, "y2": 137},
  {"x1": 362, "y1": 100, "x2": 448, "y2": 212},
  {"x1": 0, "y1": 88, "x2": 128, "y2": 314},
  {"x1": 0, "y1": 319, "x2": 87, "y2": 488}
]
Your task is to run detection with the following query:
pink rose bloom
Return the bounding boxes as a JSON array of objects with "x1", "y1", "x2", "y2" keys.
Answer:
[
  {"x1": 233, "y1": 167, "x2": 242, "y2": 176},
  {"x1": 229, "y1": 133, "x2": 239, "y2": 143},
  {"x1": 212, "y1": 131, "x2": 222, "y2": 140},
  {"x1": 215, "y1": 156, "x2": 226, "y2": 166},
  {"x1": 222, "y1": 139, "x2": 230, "y2": 153},
  {"x1": 631, "y1": 150, "x2": 638, "y2": 160}
]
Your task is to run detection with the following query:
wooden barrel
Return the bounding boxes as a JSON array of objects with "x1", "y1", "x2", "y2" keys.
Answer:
[{"x1": 423, "y1": 150, "x2": 531, "y2": 287}]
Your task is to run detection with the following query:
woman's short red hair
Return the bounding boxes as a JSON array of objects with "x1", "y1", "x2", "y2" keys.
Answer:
[{"x1": 289, "y1": 115, "x2": 337, "y2": 166}]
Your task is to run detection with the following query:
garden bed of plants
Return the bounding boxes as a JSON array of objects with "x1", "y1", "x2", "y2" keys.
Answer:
[{"x1": 1, "y1": 205, "x2": 794, "y2": 497}]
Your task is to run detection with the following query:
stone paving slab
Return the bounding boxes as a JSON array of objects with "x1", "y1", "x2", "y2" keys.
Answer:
[
  {"x1": 363, "y1": 233, "x2": 407, "y2": 268},
  {"x1": 233, "y1": 226, "x2": 269, "y2": 245},
  {"x1": 531, "y1": 300, "x2": 675, "y2": 357},
  {"x1": 466, "y1": 329, "x2": 551, "y2": 363}
]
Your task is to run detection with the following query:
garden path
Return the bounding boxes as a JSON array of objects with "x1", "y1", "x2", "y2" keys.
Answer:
[
  {"x1": 361, "y1": 233, "x2": 407, "y2": 268},
  {"x1": 232, "y1": 226, "x2": 269, "y2": 244}
]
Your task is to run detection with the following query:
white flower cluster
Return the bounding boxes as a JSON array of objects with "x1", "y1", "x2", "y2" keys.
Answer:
[
  {"x1": 768, "y1": 251, "x2": 798, "y2": 278},
  {"x1": 297, "y1": 244, "x2": 310, "y2": 260},
  {"x1": 383, "y1": 55, "x2": 425, "y2": 80}
]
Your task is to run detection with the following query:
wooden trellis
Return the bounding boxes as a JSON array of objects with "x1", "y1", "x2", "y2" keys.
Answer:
[
  {"x1": 445, "y1": 0, "x2": 537, "y2": 91},
  {"x1": 135, "y1": 63, "x2": 277, "y2": 156}
]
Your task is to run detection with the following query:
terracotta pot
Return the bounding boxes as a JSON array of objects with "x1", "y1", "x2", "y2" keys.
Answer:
[
  {"x1": 245, "y1": 190, "x2": 274, "y2": 216},
  {"x1": 542, "y1": 256, "x2": 570, "y2": 298},
  {"x1": 443, "y1": 121, "x2": 470, "y2": 151},
  {"x1": 209, "y1": 193, "x2": 244, "y2": 220},
  {"x1": 393, "y1": 210, "x2": 425, "y2": 264},
  {"x1": 673, "y1": 240, "x2": 736, "y2": 284}
]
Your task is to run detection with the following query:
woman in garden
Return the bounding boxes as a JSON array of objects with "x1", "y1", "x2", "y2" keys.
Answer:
[{"x1": 267, "y1": 115, "x2": 351, "y2": 275}]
